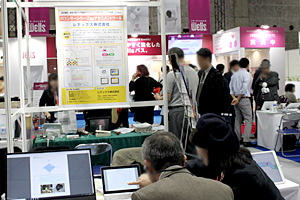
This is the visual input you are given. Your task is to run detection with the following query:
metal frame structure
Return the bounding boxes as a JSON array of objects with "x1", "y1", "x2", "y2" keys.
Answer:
[
  {"x1": 214, "y1": 0, "x2": 225, "y2": 33},
  {"x1": 1, "y1": 0, "x2": 168, "y2": 153}
]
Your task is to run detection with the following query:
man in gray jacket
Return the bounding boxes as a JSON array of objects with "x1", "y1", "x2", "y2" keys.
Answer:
[
  {"x1": 254, "y1": 59, "x2": 280, "y2": 109},
  {"x1": 129, "y1": 132, "x2": 234, "y2": 200}
]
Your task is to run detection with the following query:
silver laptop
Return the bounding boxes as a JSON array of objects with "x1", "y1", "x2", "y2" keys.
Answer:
[
  {"x1": 6, "y1": 149, "x2": 96, "y2": 199},
  {"x1": 101, "y1": 165, "x2": 140, "y2": 200},
  {"x1": 252, "y1": 151, "x2": 285, "y2": 185},
  {"x1": 261, "y1": 101, "x2": 277, "y2": 111}
]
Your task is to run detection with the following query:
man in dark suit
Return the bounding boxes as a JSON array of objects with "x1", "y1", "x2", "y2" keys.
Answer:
[
  {"x1": 196, "y1": 48, "x2": 229, "y2": 115},
  {"x1": 129, "y1": 132, "x2": 234, "y2": 200},
  {"x1": 224, "y1": 60, "x2": 240, "y2": 84}
]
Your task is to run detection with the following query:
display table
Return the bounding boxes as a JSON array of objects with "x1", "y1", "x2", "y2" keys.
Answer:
[
  {"x1": 276, "y1": 179, "x2": 299, "y2": 200},
  {"x1": 256, "y1": 111, "x2": 283, "y2": 151},
  {"x1": 33, "y1": 132, "x2": 151, "y2": 166}
]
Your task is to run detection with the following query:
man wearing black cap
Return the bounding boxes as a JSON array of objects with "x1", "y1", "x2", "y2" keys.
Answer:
[
  {"x1": 186, "y1": 113, "x2": 284, "y2": 200},
  {"x1": 253, "y1": 59, "x2": 280, "y2": 109}
]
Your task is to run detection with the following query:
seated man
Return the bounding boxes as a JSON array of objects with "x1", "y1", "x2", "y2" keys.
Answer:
[{"x1": 129, "y1": 132, "x2": 234, "y2": 200}]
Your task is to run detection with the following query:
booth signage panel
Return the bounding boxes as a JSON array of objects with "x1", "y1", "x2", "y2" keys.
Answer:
[
  {"x1": 128, "y1": 35, "x2": 162, "y2": 56},
  {"x1": 29, "y1": 1, "x2": 50, "y2": 36},
  {"x1": 213, "y1": 27, "x2": 240, "y2": 54},
  {"x1": 188, "y1": 0, "x2": 210, "y2": 34},
  {"x1": 240, "y1": 27, "x2": 285, "y2": 48},
  {"x1": 56, "y1": 7, "x2": 129, "y2": 108}
]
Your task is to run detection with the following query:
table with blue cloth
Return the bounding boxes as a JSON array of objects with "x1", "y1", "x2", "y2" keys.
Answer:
[{"x1": 33, "y1": 132, "x2": 151, "y2": 166}]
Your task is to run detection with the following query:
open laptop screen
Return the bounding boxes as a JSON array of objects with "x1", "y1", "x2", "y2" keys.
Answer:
[
  {"x1": 6, "y1": 150, "x2": 95, "y2": 199},
  {"x1": 252, "y1": 151, "x2": 285, "y2": 184},
  {"x1": 101, "y1": 165, "x2": 140, "y2": 194}
]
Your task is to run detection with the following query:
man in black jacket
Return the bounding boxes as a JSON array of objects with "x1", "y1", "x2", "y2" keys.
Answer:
[{"x1": 196, "y1": 48, "x2": 229, "y2": 115}]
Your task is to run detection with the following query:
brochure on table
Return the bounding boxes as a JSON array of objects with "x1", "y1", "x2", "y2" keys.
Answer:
[{"x1": 56, "y1": 7, "x2": 129, "y2": 108}]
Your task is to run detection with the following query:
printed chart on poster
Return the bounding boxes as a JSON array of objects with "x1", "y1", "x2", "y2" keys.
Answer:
[{"x1": 56, "y1": 7, "x2": 129, "y2": 108}]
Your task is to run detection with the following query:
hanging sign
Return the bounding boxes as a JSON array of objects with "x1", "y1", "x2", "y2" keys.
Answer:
[
  {"x1": 240, "y1": 27, "x2": 285, "y2": 48},
  {"x1": 158, "y1": 0, "x2": 181, "y2": 34},
  {"x1": 127, "y1": 7, "x2": 149, "y2": 35},
  {"x1": 128, "y1": 35, "x2": 162, "y2": 56},
  {"x1": 56, "y1": 7, "x2": 129, "y2": 108},
  {"x1": 29, "y1": 0, "x2": 50, "y2": 36},
  {"x1": 189, "y1": 0, "x2": 211, "y2": 34}
]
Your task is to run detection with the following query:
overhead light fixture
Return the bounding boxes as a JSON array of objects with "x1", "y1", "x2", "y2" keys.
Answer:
[
  {"x1": 190, "y1": 34, "x2": 195, "y2": 38},
  {"x1": 131, "y1": 34, "x2": 138, "y2": 38},
  {"x1": 260, "y1": 25, "x2": 270, "y2": 29},
  {"x1": 217, "y1": 29, "x2": 224, "y2": 34},
  {"x1": 178, "y1": 35, "x2": 182, "y2": 38}
]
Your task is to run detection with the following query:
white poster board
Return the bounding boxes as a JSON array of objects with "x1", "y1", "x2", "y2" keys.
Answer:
[
  {"x1": 55, "y1": 7, "x2": 129, "y2": 108},
  {"x1": 158, "y1": 0, "x2": 181, "y2": 34},
  {"x1": 127, "y1": 7, "x2": 149, "y2": 35}
]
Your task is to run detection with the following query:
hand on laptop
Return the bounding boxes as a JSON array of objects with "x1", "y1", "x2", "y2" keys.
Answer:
[{"x1": 128, "y1": 173, "x2": 151, "y2": 188}]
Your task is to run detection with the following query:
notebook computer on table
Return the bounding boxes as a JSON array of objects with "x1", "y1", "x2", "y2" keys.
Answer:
[
  {"x1": 252, "y1": 150, "x2": 285, "y2": 185},
  {"x1": 101, "y1": 165, "x2": 140, "y2": 200},
  {"x1": 6, "y1": 149, "x2": 96, "y2": 200}
]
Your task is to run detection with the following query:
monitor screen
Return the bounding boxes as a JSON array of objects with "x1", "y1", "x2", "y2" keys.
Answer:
[
  {"x1": 89, "y1": 118, "x2": 110, "y2": 132},
  {"x1": 6, "y1": 150, "x2": 95, "y2": 200},
  {"x1": 168, "y1": 35, "x2": 203, "y2": 55},
  {"x1": 252, "y1": 152, "x2": 283, "y2": 183},
  {"x1": 102, "y1": 166, "x2": 139, "y2": 193}
]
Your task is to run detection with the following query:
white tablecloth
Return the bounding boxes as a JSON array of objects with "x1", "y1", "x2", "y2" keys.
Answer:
[
  {"x1": 257, "y1": 111, "x2": 283, "y2": 151},
  {"x1": 277, "y1": 179, "x2": 300, "y2": 200}
]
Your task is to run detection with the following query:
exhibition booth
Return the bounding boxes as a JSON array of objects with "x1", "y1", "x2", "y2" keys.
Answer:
[
  {"x1": 213, "y1": 27, "x2": 286, "y2": 94},
  {"x1": 0, "y1": 1, "x2": 299, "y2": 199}
]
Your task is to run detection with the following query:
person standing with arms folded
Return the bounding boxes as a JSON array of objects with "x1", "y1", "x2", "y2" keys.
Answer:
[
  {"x1": 230, "y1": 58, "x2": 255, "y2": 147},
  {"x1": 196, "y1": 48, "x2": 229, "y2": 116},
  {"x1": 253, "y1": 59, "x2": 280, "y2": 109},
  {"x1": 129, "y1": 65, "x2": 162, "y2": 124}
]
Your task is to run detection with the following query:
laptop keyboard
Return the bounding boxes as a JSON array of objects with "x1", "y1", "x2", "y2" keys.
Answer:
[{"x1": 104, "y1": 193, "x2": 132, "y2": 200}]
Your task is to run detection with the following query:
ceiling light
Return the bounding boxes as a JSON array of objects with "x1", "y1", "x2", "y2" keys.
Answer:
[{"x1": 260, "y1": 25, "x2": 270, "y2": 29}]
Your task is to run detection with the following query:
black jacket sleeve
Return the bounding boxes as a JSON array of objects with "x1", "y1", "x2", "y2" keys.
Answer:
[
  {"x1": 129, "y1": 80, "x2": 136, "y2": 92},
  {"x1": 39, "y1": 90, "x2": 48, "y2": 107}
]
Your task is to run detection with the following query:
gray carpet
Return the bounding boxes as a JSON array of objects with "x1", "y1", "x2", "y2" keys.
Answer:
[{"x1": 249, "y1": 147, "x2": 300, "y2": 200}]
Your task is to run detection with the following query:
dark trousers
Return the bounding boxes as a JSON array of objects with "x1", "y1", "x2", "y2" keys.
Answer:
[{"x1": 169, "y1": 106, "x2": 196, "y2": 156}]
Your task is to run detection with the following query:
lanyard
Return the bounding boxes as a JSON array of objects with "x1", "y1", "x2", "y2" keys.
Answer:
[{"x1": 217, "y1": 171, "x2": 225, "y2": 182}]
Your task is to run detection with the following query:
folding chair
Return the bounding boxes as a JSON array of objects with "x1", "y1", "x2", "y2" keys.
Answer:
[
  {"x1": 275, "y1": 112, "x2": 300, "y2": 157},
  {"x1": 75, "y1": 143, "x2": 113, "y2": 175}
]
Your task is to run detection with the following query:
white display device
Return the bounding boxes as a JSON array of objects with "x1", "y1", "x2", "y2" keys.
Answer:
[
  {"x1": 6, "y1": 150, "x2": 96, "y2": 199},
  {"x1": 252, "y1": 151, "x2": 285, "y2": 185},
  {"x1": 261, "y1": 101, "x2": 278, "y2": 111},
  {"x1": 101, "y1": 165, "x2": 140, "y2": 200},
  {"x1": 286, "y1": 103, "x2": 300, "y2": 110}
]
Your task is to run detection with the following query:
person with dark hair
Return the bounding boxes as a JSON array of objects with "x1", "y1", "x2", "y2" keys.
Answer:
[
  {"x1": 187, "y1": 114, "x2": 284, "y2": 200},
  {"x1": 216, "y1": 64, "x2": 225, "y2": 74},
  {"x1": 56, "y1": 184, "x2": 64, "y2": 192},
  {"x1": 224, "y1": 60, "x2": 240, "y2": 85},
  {"x1": 196, "y1": 48, "x2": 230, "y2": 115},
  {"x1": 129, "y1": 132, "x2": 234, "y2": 200},
  {"x1": 229, "y1": 58, "x2": 254, "y2": 147},
  {"x1": 130, "y1": 65, "x2": 162, "y2": 124},
  {"x1": 154, "y1": 47, "x2": 198, "y2": 155},
  {"x1": 285, "y1": 83, "x2": 299, "y2": 103},
  {"x1": 253, "y1": 59, "x2": 280, "y2": 109},
  {"x1": 189, "y1": 64, "x2": 199, "y2": 72},
  {"x1": 39, "y1": 73, "x2": 58, "y2": 123}
]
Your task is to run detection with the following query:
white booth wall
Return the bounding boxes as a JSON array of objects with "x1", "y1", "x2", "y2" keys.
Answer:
[{"x1": 8, "y1": 37, "x2": 48, "y2": 97}]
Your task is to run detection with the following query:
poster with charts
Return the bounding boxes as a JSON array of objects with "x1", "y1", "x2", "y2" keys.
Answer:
[{"x1": 56, "y1": 7, "x2": 129, "y2": 108}]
